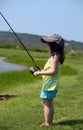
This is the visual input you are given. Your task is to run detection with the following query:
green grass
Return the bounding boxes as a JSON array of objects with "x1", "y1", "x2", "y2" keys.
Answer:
[{"x1": 0, "y1": 48, "x2": 83, "y2": 130}]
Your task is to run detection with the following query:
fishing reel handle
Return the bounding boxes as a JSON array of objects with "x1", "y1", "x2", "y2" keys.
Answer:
[{"x1": 29, "y1": 66, "x2": 40, "y2": 74}]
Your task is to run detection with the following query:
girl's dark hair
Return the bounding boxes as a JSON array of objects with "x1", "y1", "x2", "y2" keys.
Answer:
[{"x1": 47, "y1": 43, "x2": 65, "y2": 64}]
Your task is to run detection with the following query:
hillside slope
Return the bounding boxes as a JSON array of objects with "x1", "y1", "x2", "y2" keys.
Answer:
[{"x1": 0, "y1": 31, "x2": 83, "y2": 50}]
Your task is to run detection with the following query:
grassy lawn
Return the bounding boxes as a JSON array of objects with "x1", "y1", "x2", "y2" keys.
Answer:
[{"x1": 0, "y1": 48, "x2": 83, "y2": 130}]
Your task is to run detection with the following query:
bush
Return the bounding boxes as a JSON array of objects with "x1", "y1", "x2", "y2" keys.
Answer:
[
  {"x1": 0, "y1": 42, "x2": 17, "y2": 49},
  {"x1": 68, "y1": 50, "x2": 76, "y2": 56}
]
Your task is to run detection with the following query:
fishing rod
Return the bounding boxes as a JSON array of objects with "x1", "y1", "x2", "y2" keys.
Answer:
[{"x1": 0, "y1": 12, "x2": 39, "y2": 73}]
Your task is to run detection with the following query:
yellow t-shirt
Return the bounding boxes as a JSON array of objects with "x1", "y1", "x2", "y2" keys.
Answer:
[{"x1": 42, "y1": 59, "x2": 61, "y2": 91}]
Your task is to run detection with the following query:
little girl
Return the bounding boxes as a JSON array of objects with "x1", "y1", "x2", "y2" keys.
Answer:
[{"x1": 33, "y1": 34, "x2": 65, "y2": 127}]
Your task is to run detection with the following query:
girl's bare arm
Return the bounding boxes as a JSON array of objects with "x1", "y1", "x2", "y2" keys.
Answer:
[{"x1": 33, "y1": 55, "x2": 59, "y2": 76}]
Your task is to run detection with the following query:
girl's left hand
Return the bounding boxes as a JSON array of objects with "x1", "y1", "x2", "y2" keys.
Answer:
[{"x1": 33, "y1": 71, "x2": 40, "y2": 76}]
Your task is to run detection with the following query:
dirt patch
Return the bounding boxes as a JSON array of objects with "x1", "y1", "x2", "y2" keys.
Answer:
[{"x1": 0, "y1": 94, "x2": 17, "y2": 101}]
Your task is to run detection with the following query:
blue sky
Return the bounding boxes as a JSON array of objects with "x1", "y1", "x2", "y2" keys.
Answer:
[{"x1": 0, "y1": 0, "x2": 83, "y2": 42}]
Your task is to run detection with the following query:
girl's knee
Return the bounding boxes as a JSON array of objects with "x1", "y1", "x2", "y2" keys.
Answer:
[{"x1": 42, "y1": 99, "x2": 53, "y2": 107}]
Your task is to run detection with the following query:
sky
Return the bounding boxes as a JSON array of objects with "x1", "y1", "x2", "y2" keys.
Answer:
[{"x1": 0, "y1": 0, "x2": 83, "y2": 42}]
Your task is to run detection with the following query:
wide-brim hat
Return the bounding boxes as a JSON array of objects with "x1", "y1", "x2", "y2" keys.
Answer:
[{"x1": 41, "y1": 34, "x2": 64, "y2": 49}]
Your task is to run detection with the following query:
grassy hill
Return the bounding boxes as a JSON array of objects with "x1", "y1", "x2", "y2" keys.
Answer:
[{"x1": 0, "y1": 31, "x2": 83, "y2": 51}]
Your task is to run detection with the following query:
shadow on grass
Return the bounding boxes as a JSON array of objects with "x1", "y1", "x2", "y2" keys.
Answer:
[
  {"x1": 0, "y1": 94, "x2": 17, "y2": 101},
  {"x1": 57, "y1": 119, "x2": 83, "y2": 126},
  {"x1": 0, "y1": 126, "x2": 11, "y2": 130}
]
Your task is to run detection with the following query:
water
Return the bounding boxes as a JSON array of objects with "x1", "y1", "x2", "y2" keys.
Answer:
[{"x1": 0, "y1": 57, "x2": 27, "y2": 73}]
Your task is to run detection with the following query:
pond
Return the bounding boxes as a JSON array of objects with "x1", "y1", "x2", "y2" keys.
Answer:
[{"x1": 0, "y1": 57, "x2": 27, "y2": 73}]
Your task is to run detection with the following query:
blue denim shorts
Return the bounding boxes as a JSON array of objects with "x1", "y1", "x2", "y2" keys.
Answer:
[{"x1": 40, "y1": 90, "x2": 57, "y2": 99}]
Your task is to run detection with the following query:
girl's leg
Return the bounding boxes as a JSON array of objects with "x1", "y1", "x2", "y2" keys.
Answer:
[
  {"x1": 40, "y1": 99, "x2": 54, "y2": 127},
  {"x1": 50, "y1": 99, "x2": 54, "y2": 125}
]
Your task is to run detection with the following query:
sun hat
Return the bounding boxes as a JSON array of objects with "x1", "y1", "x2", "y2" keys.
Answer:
[{"x1": 41, "y1": 34, "x2": 64, "y2": 49}]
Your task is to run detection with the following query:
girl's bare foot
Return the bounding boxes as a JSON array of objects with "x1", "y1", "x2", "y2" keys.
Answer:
[
  {"x1": 39, "y1": 122, "x2": 53, "y2": 127},
  {"x1": 50, "y1": 122, "x2": 54, "y2": 125}
]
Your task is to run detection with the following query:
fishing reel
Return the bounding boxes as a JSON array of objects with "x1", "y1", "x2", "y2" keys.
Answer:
[{"x1": 29, "y1": 66, "x2": 40, "y2": 74}]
